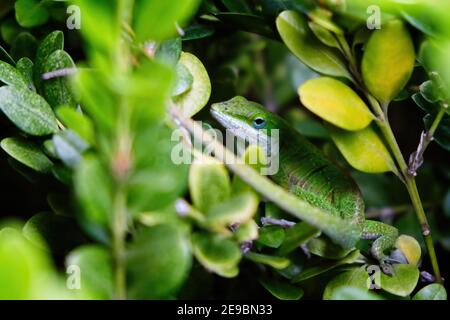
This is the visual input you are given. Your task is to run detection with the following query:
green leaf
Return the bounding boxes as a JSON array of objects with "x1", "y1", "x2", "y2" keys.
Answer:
[
  {"x1": 215, "y1": 13, "x2": 276, "y2": 39},
  {"x1": 299, "y1": 77, "x2": 373, "y2": 130},
  {"x1": 53, "y1": 130, "x2": 89, "y2": 168},
  {"x1": 329, "y1": 286, "x2": 382, "y2": 300},
  {"x1": 192, "y1": 232, "x2": 241, "y2": 278},
  {"x1": 307, "y1": 236, "x2": 354, "y2": 260},
  {"x1": 15, "y1": 0, "x2": 49, "y2": 28},
  {"x1": 424, "y1": 113, "x2": 450, "y2": 151},
  {"x1": 245, "y1": 252, "x2": 290, "y2": 269},
  {"x1": 323, "y1": 267, "x2": 370, "y2": 300},
  {"x1": 221, "y1": 0, "x2": 252, "y2": 13},
  {"x1": 412, "y1": 283, "x2": 447, "y2": 300},
  {"x1": 10, "y1": 32, "x2": 38, "y2": 61},
  {"x1": 56, "y1": 106, "x2": 95, "y2": 145},
  {"x1": 134, "y1": 0, "x2": 200, "y2": 42},
  {"x1": 260, "y1": 278, "x2": 304, "y2": 300},
  {"x1": 0, "y1": 60, "x2": 28, "y2": 88},
  {"x1": 34, "y1": 31, "x2": 64, "y2": 93},
  {"x1": 23, "y1": 212, "x2": 84, "y2": 255},
  {"x1": 380, "y1": 264, "x2": 420, "y2": 297},
  {"x1": 183, "y1": 24, "x2": 215, "y2": 41},
  {"x1": 43, "y1": 50, "x2": 77, "y2": 108},
  {"x1": 308, "y1": 21, "x2": 341, "y2": 49},
  {"x1": 420, "y1": 80, "x2": 444, "y2": 104},
  {"x1": 276, "y1": 11, "x2": 351, "y2": 80},
  {"x1": 0, "y1": 85, "x2": 59, "y2": 136},
  {"x1": 207, "y1": 192, "x2": 259, "y2": 227},
  {"x1": 128, "y1": 224, "x2": 192, "y2": 299},
  {"x1": 66, "y1": 245, "x2": 113, "y2": 300},
  {"x1": 257, "y1": 225, "x2": 286, "y2": 249},
  {"x1": 16, "y1": 57, "x2": 34, "y2": 89},
  {"x1": 362, "y1": 20, "x2": 415, "y2": 105},
  {"x1": 276, "y1": 222, "x2": 320, "y2": 256},
  {"x1": 328, "y1": 125, "x2": 397, "y2": 174},
  {"x1": 293, "y1": 250, "x2": 361, "y2": 283},
  {"x1": 1, "y1": 137, "x2": 53, "y2": 173},
  {"x1": 75, "y1": 156, "x2": 113, "y2": 227},
  {"x1": 173, "y1": 63, "x2": 194, "y2": 97},
  {"x1": 155, "y1": 37, "x2": 182, "y2": 66},
  {"x1": 172, "y1": 52, "x2": 211, "y2": 117},
  {"x1": 412, "y1": 92, "x2": 440, "y2": 114},
  {"x1": 189, "y1": 158, "x2": 231, "y2": 213},
  {"x1": 234, "y1": 220, "x2": 259, "y2": 243}
]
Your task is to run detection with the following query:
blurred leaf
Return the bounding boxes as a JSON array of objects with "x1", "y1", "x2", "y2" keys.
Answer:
[
  {"x1": 420, "y1": 80, "x2": 445, "y2": 104},
  {"x1": 172, "y1": 52, "x2": 211, "y2": 117},
  {"x1": 0, "y1": 60, "x2": 27, "y2": 88},
  {"x1": 323, "y1": 267, "x2": 369, "y2": 300},
  {"x1": 182, "y1": 24, "x2": 215, "y2": 41},
  {"x1": 173, "y1": 63, "x2": 194, "y2": 97},
  {"x1": 412, "y1": 92, "x2": 439, "y2": 115},
  {"x1": 15, "y1": 0, "x2": 49, "y2": 28},
  {"x1": 0, "y1": 44, "x2": 15, "y2": 65},
  {"x1": 260, "y1": 278, "x2": 304, "y2": 300},
  {"x1": 443, "y1": 188, "x2": 450, "y2": 218},
  {"x1": 380, "y1": 264, "x2": 419, "y2": 297},
  {"x1": 53, "y1": 130, "x2": 89, "y2": 168},
  {"x1": 276, "y1": 11, "x2": 351, "y2": 80},
  {"x1": 128, "y1": 224, "x2": 192, "y2": 299},
  {"x1": 10, "y1": 32, "x2": 38, "y2": 61},
  {"x1": 207, "y1": 192, "x2": 259, "y2": 228},
  {"x1": 34, "y1": 31, "x2": 64, "y2": 93},
  {"x1": 299, "y1": 77, "x2": 373, "y2": 130},
  {"x1": 23, "y1": 212, "x2": 85, "y2": 255},
  {"x1": 308, "y1": 21, "x2": 340, "y2": 49},
  {"x1": 293, "y1": 250, "x2": 361, "y2": 283},
  {"x1": 56, "y1": 106, "x2": 95, "y2": 145},
  {"x1": 412, "y1": 283, "x2": 447, "y2": 300},
  {"x1": 215, "y1": 13, "x2": 276, "y2": 38},
  {"x1": 328, "y1": 125, "x2": 397, "y2": 174},
  {"x1": 245, "y1": 252, "x2": 290, "y2": 269},
  {"x1": 189, "y1": 158, "x2": 231, "y2": 213},
  {"x1": 285, "y1": 109, "x2": 329, "y2": 139},
  {"x1": 134, "y1": 0, "x2": 200, "y2": 42},
  {"x1": 43, "y1": 50, "x2": 77, "y2": 108},
  {"x1": 220, "y1": 0, "x2": 252, "y2": 13},
  {"x1": 329, "y1": 286, "x2": 382, "y2": 300},
  {"x1": 234, "y1": 220, "x2": 259, "y2": 242},
  {"x1": 155, "y1": 37, "x2": 182, "y2": 66},
  {"x1": 1, "y1": 137, "x2": 53, "y2": 173},
  {"x1": 75, "y1": 155, "x2": 113, "y2": 227},
  {"x1": 66, "y1": 245, "x2": 113, "y2": 300},
  {"x1": 362, "y1": 20, "x2": 415, "y2": 105},
  {"x1": 192, "y1": 232, "x2": 241, "y2": 278},
  {"x1": 257, "y1": 225, "x2": 286, "y2": 248}
]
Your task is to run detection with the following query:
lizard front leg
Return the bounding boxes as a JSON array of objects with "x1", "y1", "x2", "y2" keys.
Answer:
[{"x1": 362, "y1": 220, "x2": 399, "y2": 275}]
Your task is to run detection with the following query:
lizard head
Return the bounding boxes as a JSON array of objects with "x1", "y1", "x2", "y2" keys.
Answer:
[{"x1": 210, "y1": 96, "x2": 282, "y2": 148}]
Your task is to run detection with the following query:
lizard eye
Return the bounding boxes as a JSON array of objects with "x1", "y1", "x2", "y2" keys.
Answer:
[{"x1": 252, "y1": 117, "x2": 266, "y2": 129}]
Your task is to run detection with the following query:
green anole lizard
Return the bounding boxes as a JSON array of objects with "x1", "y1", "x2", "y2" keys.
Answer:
[{"x1": 170, "y1": 96, "x2": 399, "y2": 273}]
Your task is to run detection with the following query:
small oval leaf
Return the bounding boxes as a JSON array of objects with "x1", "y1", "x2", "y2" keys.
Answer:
[
  {"x1": 207, "y1": 192, "x2": 259, "y2": 227},
  {"x1": 172, "y1": 52, "x2": 211, "y2": 117},
  {"x1": 276, "y1": 11, "x2": 351, "y2": 80},
  {"x1": 380, "y1": 264, "x2": 420, "y2": 297},
  {"x1": 362, "y1": 20, "x2": 415, "y2": 105},
  {"x1": 0, "y1": 85, "x2": 59, "y2": 136},
  {"x1": 394, "y1": 235, "x2": 421, "y2": 266},
  {"x1": 328, "y1": 125, "x2": 397, "y2": 174},
  {"x1": 299, "y1": 77, "x2": 374, "y2": 130},
  {"x1": 413, "y1": 283, "x2": 447, "y2": 300},
  {"x1": 1, "y1": 137, "x2": 53, "y2": 173},
  {"x1": 0, "y1": 60, "x2": 28, "y2": 88}
]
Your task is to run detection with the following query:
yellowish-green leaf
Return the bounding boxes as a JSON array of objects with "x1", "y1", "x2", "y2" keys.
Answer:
[
  {"x1": 299, "y1": 77, "x2": 374, "y2": 130},
  {"x1": 207, "y1": 192, "x2": 259, "y2": 227},
  {"x1": 413, "y1": 283, "x2": 447, "y2": 300},
  {"x1": 380, "y1": 264, "x2": 420, "y2": 297},
  {"x1": 328, "y1": 125, "x2": 397, "y2": 174},
  {"x1": 394, "y1": 235, "x2": 421, "y2": 266},
  {"x1": 172, "y1": 52, "x2": 211, "y2": 117},
  {"x1": 362, "y1": 20, "x2": 415, "y2": 105},
  {"x1": 189, "y1": 157, "x2": 231, "y2": 213},
  {"x1": 245, "y1": 252, "x2": 290, "y2": 269},
  {"x1": 276, "y1": 10, "x2": 351, "y2": 80}
]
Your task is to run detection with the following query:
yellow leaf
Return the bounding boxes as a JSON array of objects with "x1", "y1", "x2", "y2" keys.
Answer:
[
  {"x1": 328, "y1": 125, "x2": 397, "y2": 174},
  {"x1": 395, "y1": 235, "x2": 421, "y2": 266},
  {"x1": 299, "y1": 77, "x2": 374, "y2": 131},
  {"x1": 362, "y1": 20, "x2": 415, "y2": 105}
]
